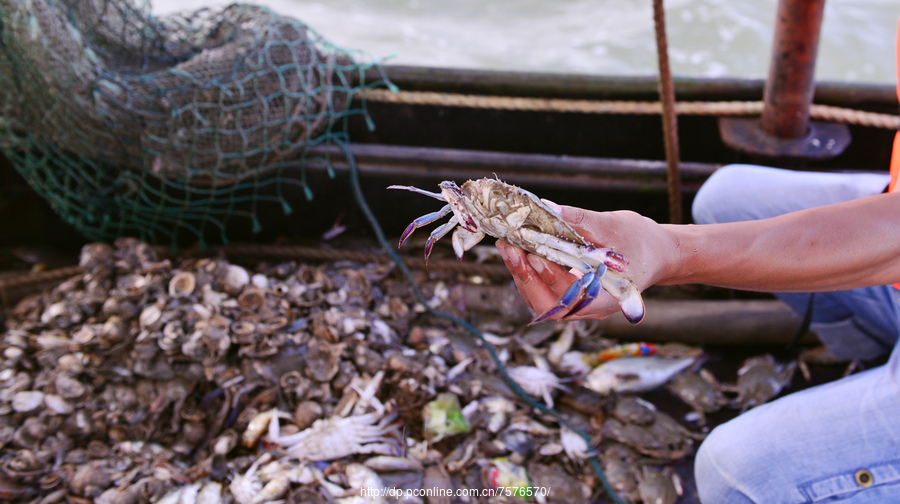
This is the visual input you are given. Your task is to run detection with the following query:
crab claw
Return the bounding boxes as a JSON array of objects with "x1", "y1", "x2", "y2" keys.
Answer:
[
  {"x1": 601, "y1": 271, "x2": 645, "y2": 324},
  {"x1": 584, "y1": 247, "x2": 629, "y2": 273},
  {"x1": 530, "y1": 266, "x2": 645, "y2": 324},
  {"x1": 450, "y1": 227, "x2": 485, "y2": 260},
  {"x1": 531, "y1": 265, "x2": 606, "y2": 324}
]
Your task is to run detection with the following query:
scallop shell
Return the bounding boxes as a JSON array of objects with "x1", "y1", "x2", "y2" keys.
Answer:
[{"x1": 169, "y1": 272, "x2": 197, "y2": 297}]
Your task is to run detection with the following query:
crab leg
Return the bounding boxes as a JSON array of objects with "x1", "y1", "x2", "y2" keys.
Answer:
[
  {"x1": 424, "y1": 216, "x2": 458, "y2": 263},
  {"x1": 519, "y1": 228, "x2": 628, "y2": 272},
  {"x1": 568, "y1": 271, "x2": 604, "y2": 315},
  {"x1": 387, "y1": 185, "x2": 446, "y2": 201},
  {"x1": 398, "y1": 205, "x2": 452, "y2": 247},
  {"x1": 531, "y1": 265, "x2": 607, "y2": 324},
  {"x1": 524, "y1": 255, "x2": 644, "y2": 324}
]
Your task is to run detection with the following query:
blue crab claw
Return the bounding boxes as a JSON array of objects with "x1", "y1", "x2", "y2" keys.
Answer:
[
  {"x1": 567, "y1": 271, "x2": 603, "y2": 315},
  {"x1": 398, "y1": 205, "x2": 452, "y2": 248},
  {"x1": 531, "y1": 265, "x2": 607, "y2": 324}
]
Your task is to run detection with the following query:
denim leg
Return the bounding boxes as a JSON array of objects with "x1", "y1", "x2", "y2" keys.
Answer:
[
  {"x1": 695, "y1": 346, "x2": 900, "y2": 503},
  {"x1": 691, "y1": 164, "x2": 899, "y2": 359},
  {"x1": 692, "y1": 164, "x2": 891, "y2": 225}
]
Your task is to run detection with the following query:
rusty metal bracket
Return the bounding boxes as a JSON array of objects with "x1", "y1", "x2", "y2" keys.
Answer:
[{"x1": 718, "y1": 116, "x2": 851, "y2": 159}]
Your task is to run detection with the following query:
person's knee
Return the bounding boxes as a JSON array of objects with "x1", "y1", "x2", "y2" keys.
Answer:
[
  {"x1": 691, "y1": 164, "x2": 761, "y2": 225},
  {"x1": 694, "y1": 420, "x2": 756, "y2": 503}
]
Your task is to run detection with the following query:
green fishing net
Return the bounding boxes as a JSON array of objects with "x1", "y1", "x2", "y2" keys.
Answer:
[{"x1": 0, "y1": 0, "x2": 392, "y2": 246}]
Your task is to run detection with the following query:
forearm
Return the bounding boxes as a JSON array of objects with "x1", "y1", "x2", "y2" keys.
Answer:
[{"x1": 664, "y1": 192, "x2": 900, "y2": 292}]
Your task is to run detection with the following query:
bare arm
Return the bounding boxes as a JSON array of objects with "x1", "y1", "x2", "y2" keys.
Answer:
[{"x1": 497, "y1": 191, "x2": 900, "y2": 321}]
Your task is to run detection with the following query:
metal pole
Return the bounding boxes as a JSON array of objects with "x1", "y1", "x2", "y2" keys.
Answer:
[{"x1": 760, "y1": 0, "x2": 826, "y2": 139}]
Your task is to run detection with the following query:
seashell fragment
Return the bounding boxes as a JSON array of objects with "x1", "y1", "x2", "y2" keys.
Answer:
[
  {"x1": 293, "y1": 401, "x2": 322, "y2": 431},
  {"x1": 12, "y1": 391, "x2": 45, "y2": 413},
  {"x1": 224, "y1": 265, "x2": 250, "y2": 291},
  {"x1": 304, "y1": 339, "x2": 341, "y2": 383},
  {"x1": 237, "y1": 288, "x2": 266, "y2": 310},
  {"x1": 251, "y1": 274, "x2": 269, "y2": 289},
  {"x1": 169, "y1": 272, "x2": 197, "y2": 297},
  {"x1": 139, "y1": 305, "x2": 162, "y2": 330},
  {"x1": 55, "y1": 373, "x2": 87, "y2": 399},
  {"x1": 44, "y1": 394, "x2": 75, "y2": 415}
]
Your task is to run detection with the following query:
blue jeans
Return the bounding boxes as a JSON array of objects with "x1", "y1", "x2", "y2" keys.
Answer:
[{"x1": 691, "y1": 164, "x2": 900, "y2": 503}]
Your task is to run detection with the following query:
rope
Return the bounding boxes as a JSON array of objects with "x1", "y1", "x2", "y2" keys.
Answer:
[
  {"x1": 653, "y1": 0, "x2": 682, "y2": 224},
  {"x1": 361, "y1": 89, "x2": 900, "y2": 129}
]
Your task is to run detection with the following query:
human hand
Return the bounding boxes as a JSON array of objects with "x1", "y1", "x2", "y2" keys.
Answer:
[{"x1": 495, "y1": 203, "x2": 676, "y2": 322}]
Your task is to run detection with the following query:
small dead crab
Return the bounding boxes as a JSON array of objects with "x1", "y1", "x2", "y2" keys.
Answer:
[
  {"x1": 732, "y1": 354, "x2": 797, "y2": 411},
  {"x1": 266, "y1": 408, "x2": 402, "y2": 462},
  {"x1": 602, "y1": 400, "x2": 704, "y2": 460},
  {"x1": 506, "y1": 364, "x2": 568, "y2": 408},
  {"x1": 389, "y1": 178, "x2": 644, "y2": 323},
  {"x1": 666, "y1": 369, "x2": 728, "y2": 424},
  {"x1": 636, "y1": 466, "x2": 683, "y2": 504},
  {"x1": 600, "y1": 443, "x2": 642, "y2": 503}
]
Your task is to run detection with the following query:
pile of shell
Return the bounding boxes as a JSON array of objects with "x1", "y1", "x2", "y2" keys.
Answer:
[{"x1": 0, "y1": 238, "x2": 798, "y2": 504}]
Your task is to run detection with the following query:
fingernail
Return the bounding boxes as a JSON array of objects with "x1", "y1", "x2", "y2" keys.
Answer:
[
  {"x1": 527, "y1": 254, "x2": 545, "y2": 274},
  {"x1": 497, "y1": 243, "x2": 520, "y2": 267},
  {"x1": 505, "y1": 246, "x2": 520, "y2": 267},
  {"x1": 496, "y1": 243, "x2": 509, "y2": 261},
  {"x1": 541, "y1": 198, "x2": 562, "y2": 214}
]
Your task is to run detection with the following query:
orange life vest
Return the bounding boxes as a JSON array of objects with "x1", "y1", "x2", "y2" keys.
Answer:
[
  {"x1": 882, "y1": 18, "x2": 900, "y2": 291},
  {"x1": 890, "y1": 17, "x2": 900, "y2": 192}
]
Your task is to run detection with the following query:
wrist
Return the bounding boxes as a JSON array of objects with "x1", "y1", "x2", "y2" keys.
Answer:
[{"x1": 655, "y1": 223, "x2": 701, "y2": 285}]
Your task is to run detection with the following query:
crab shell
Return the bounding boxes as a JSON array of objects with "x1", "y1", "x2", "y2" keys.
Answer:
[{"x1": 441, "y1": 179, "x2": 585, "y2": 246}]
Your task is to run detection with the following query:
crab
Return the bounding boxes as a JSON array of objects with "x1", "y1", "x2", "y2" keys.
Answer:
[
  {"x1": 266, "y1": 408, "x2": 402, "y2": 462},
  {"x1": 506, "y1": 364, "x2": 568, "y2": 408},
  {"x1": 230, "y1": 453, "x2": 317, "y2": 504},
  {"x1": 636, "y1": 466, "x2": 683, "y2": 504},
  {"x1": 666, "y1": 369, "x2": 728, "y2": 425},
  {"x1": 600, "y1": 443, "x2": 642, "y2": 503},
  {"x1": 601, "y1": 400, "x2": 704, "y2": 460},
  {"x1": 389, "y1": 178, "x2": 645, "y2": 323},
  {"x1": 731, "y1": 354, "x2": 797, "y2": 411},
  {"x1": 560, "y1": 426, "x2": 596, "y2": 460}
]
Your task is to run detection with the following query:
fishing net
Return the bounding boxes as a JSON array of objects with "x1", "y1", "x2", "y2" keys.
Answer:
[{"x1": 0, "y1": 0, "x2": 392, "y2": 246}]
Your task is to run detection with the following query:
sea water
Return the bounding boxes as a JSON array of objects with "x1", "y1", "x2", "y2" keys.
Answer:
[{"x1": 152, "y1": 0, "x2": 898, "y2": 84}]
